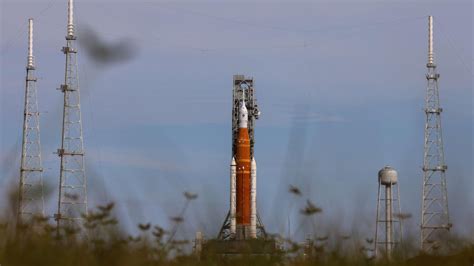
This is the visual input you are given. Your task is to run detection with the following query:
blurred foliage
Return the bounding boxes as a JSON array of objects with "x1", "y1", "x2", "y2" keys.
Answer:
[{"x1": 0, "y1": 202, "x2": 472, "y2": 266}]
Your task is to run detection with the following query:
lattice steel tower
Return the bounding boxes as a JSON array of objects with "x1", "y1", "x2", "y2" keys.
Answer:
[
  {"x1": 420, "y1": 15, "x2": 451, "y2": 252},
  {"x1": 55, "y1": 0, "x2": 88, "y2": 228},
  {"x1": 18, "y1": 18, "x2": 45, "y2": 222}
]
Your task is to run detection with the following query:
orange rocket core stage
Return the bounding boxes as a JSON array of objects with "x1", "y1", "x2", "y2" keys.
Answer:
[{"x1": 236, "y1": 127, "x2": 251, "y2": 225}]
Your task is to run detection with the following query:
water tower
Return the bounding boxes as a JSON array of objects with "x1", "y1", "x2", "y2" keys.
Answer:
[{"x1": 374, "y1": 166, "x2": 403, "y2": 259}]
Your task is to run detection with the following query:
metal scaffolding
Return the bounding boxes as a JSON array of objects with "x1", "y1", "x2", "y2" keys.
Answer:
[
  {"x1": 231, "y1": 75, "x2": 260, "y2": 158},
  {"x1": 217, "y1": 75, "x2": 266, "y2": 240},
  {"x1": 18, "y1": 18, "x2": 45, "y2": 222},
  {"x1": 55, "y1": 0, "x2": 88, "y2": 230},
  {"x1": 420, "y1": 15, "x2": 451, "y2": 252}
]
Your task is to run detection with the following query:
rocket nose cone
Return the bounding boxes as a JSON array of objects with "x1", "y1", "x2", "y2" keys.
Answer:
[
  {"x1": 231, "y1": 157, "x2": 236, "y2": 165},
  {"x1": 240, "y1": 102, "x2": 248, "y2": 113},
  {"x1": 239, "y1": 102, "x2": 248, "y2": 128},
  {"x1": 240, "y1": 104, "x2": 248, "y2": 117},
  {"x1": 251, "y1": 157, "x2": 256, "y2": 166}
]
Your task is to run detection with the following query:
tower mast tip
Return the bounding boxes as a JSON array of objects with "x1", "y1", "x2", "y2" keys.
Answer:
[
  {"x1": 27, "y1": 18, "x2": 34, "y2": 68},
  {"x1": 428, "y1": 15, "x2": 434, "y2": 66},
  {"x1": 67, "y1": 0, "x2": 74, "y2": 37}
]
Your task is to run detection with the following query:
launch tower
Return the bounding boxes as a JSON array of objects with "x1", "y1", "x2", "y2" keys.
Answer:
[
  {"x1": 217, "y1": 75, "x2": 266, "y2": 241},
  {"x1": 231, "y1": 75, "x2": 260, "y2": 158},
  {"x1": 195, "y1": 75, "x2": 277, "y2": 256}
]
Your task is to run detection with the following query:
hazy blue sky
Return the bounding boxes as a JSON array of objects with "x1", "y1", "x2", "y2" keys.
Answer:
[{"x1": 1, "y1": 0, "x2": 472, "y2": 243}]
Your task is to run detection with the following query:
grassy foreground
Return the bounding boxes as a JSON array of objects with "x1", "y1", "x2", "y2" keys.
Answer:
[{"x1": 0, "y1": 203, "x2": 473, "y2": 266}]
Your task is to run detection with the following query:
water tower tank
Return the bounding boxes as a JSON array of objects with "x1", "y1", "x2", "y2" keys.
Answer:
[{"x1": 378, "y1": 166, "x2": 398, "y2": 185}]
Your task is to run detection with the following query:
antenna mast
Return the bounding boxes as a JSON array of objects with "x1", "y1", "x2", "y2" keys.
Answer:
[
  {"x1": 420, "y1": 15, "x2": 451, "y2": 252},
  {"x1": 18, "y1": 18, "x2": 45, "y2": 222},
  {"x1": 55, "y1": 0, "x2": 88, "y2": 230}
]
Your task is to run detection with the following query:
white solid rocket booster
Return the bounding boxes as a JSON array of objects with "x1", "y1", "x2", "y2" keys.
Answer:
[
  {"x1": 230, "y1": 157, "x2": 237, "y2": 235},
  {"x1": 250, "y1": 157, "x2": 257, "y2": 238}
]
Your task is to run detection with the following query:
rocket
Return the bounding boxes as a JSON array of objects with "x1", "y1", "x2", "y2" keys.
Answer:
[{"x1": 230, "y1": 95, "x2": 257, "y2": 239}]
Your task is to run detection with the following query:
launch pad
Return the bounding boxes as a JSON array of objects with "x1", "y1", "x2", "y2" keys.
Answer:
[
  {"x1": 201, "y1": 239, "x2": 278, "y2": 256},
  {"x1": 195, "y1": 75, "x2": 278, "y2": 256}
]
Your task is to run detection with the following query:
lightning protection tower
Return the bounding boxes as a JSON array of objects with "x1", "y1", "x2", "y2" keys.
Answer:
[
  {"x1": 18, "y1": 18, "x2": 45, "y2": 222},
  {"x1": 55, "y1": 0, "x2": 88, "y2": 229},
  {"x1": 374, "y1": 166, "x2": 403, "y2": 260},
  {"x1": 420, "y1": 15, "x2": 451, "y2": 252}
]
